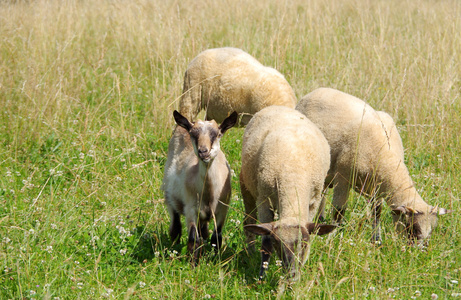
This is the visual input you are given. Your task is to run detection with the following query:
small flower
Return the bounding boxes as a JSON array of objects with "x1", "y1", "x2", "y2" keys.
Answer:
[
  {"x1": 452, "y1": 280, "x2": 459, "y2": 284},
  {"x1": 100, "y1": 201, "x2": 107, "y2": 207},
  {"x1": 387, "y1": 288, "x2": 395, "y2": 293},
  {"x1": 74, "y1": 261, "x2": 80, "y2": 265},
  {"x1": 275, "y1": 260, "x2": 282, "y2": 267},
  {"x1": 30, "y1": 290, "x2": 36, "y2": 295},
  {"x1": 431, "y1": 293, "x2": 438, "y2": 300},
  {"x1": 139, "y1": 281, "x2": 146, "y2": 288},
  {"x1": 46, "y1": 246, "x2": 53, "y2": 253},
  {"x1": 204, "y1": 295, "x2": 211, "y2": 299},
  {"x1": 2, "y1": 237, "x2": 11, "y2": 243},
  {"x1": 262, "y1": 261, "x2": 269, "y2": 269},
  {"x1": 369, "y1": 286, "x2": 376, "y2": 292},
  {"x1": 120, "y1": 249, "x2": 127, "y2": 255},
  {"x1": 51, "y1": 223, "x2": 58, "y2": 229},
  {"x1": 414, "y1": 290, "x2": 421, "y2": 297},
  {"x1": 154, "y1": 251, "x2": 160, "y2": 257},
  {"x1": 184, "y1": 279, "x2": 190, "y2": 284}
]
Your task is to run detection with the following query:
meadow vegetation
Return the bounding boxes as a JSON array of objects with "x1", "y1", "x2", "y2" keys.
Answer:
[{"x1": 0, "y1": 0, "x2": 460, "y2": 298}]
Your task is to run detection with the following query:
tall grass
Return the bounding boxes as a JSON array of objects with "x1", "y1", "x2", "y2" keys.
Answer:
[{"x1": 0, "y1": 0, "x2": 460, "y2": 298}]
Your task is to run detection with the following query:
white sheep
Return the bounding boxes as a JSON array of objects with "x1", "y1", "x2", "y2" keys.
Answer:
[
  {"x1": 162, "y1": 110, "x2": 238, "y2": 263},
  {"x1": 296, "y1": 87, "x2": 450, "y2": 244},
  {"x1": 240, "y1": 106, "x2": 336, "y2": 280},
  {"x1": 179, "y1": 47, "x2": 297, "y2": 125}
]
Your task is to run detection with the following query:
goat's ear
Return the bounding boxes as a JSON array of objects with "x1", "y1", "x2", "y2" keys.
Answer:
[
  {"x1": 173, "y1": 110, "x2": 193, "y2": 131},
  {"x1": 219, "y1": 111, "x2": 238, "y2": 134},
  {"x1": 244, "y1": 223, "x2": 274, "y2": 236},
  {"x1": 306, "y1": 223, "x2": 337, "y2": 235}
]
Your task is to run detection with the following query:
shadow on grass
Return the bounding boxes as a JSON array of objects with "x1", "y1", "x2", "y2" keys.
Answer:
[{"x1": 129, "y1": 223, "x2": 277, "y2": 282}]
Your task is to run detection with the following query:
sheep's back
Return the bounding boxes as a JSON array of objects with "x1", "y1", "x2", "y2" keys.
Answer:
[
  {"x1": 185, "y1": 48, "x2": 296, "y2": 122},
  {"x1": 241, "y1": 106, "x2": 330, "y2": 201}
]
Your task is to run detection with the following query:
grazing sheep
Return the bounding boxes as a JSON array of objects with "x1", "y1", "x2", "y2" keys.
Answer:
[
  {"x1": 179, "y1": 47, "x2": 297, "y2": 125},
  {"x1": 162, "y1": 110, "x2": 238, "y2": 263},
  {"x1": 240, "y1": 106, "x2": 336, "y2": 280},
  {"x1": 296, "y1": 87, "x2": 450, "y2": 244}
]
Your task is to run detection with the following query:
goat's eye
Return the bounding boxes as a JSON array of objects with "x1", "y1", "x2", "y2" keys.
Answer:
[{"x1": 209, "y1": 130, "x2": 218, "y2": 144}]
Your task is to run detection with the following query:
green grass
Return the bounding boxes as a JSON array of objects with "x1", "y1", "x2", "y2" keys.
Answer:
[{"x1": 1, "y1": 0, "x2": 460, "y2": 298}]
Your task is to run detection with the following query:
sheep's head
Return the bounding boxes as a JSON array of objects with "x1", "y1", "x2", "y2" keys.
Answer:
[
  {"x1": 391, "y1": 205, "x2": 451, "y2": 246},
  {"x1": 244, "y1": 222, "x2": 336, "y2": 280},
  {"x1": 173, "y1": 111, "x2": 238, "y2": 163}
]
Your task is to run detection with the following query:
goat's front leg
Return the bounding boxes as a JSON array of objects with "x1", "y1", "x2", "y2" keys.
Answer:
[
  {"x1": 185, "y1": 206, "x2": 203, "y2": 265},
  {"x1": 210, "y1": 194, "x2": 230, "y2": 252},
  {"x1": 187, "y1": 223, "x2": 202, "y2": 265}
]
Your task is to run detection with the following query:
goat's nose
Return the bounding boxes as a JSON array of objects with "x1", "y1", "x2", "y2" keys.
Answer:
[{"x1": 198, "y1": 147, "x2": 208, "y2": 154}]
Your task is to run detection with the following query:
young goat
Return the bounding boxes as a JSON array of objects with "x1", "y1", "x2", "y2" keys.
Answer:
[
  {"x1": 240, "y1": 106, "x2": 336, "y2": 281},
  {"x1": 296, "y1": 88, "x2": 451, "y2": 245},
  {"x1": 162, "y1": 110, "x2": 238, "y2": 263}
]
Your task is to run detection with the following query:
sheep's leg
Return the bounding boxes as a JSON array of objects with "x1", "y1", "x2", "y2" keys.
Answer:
[
  {"x1": 317, "y1": 196, "x2": 327, "y2": 222},
  {"x1": 259, "y1": 235, "x2": 273, "y2": 281},
  {"x1": 240, "y1": 178, "x2": 258, "y2": 252},
  {"x1": 178, "y1": 72, "x2": 201, "y2": 120},
  {"x1": 371, "y1": 198, "x2": 383, "y2": 244},
  {"x1": 332, "y1": 178, "x2": 350, "y2": 225}
]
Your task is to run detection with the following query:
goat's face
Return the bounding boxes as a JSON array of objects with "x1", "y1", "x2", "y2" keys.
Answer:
[
  {"x1": 245, "y1": 222, "x2": 336, "y2": 280},
  {"x1": 391, "y1": 205, "x2": 450, "y2": 246},
  {"x1": 173, "y1": 111, "x2": 238, "y2": 164},
  {"x1": 189, "y1": 120, "x2": 221, "y2": 163}
]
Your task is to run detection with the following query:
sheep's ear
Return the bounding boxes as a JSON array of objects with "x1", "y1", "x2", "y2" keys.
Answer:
[
  {"x1": 306, "y1": 223, "x2": 337, "y2": 236},
  {"x1": 219, "y1": 111, "x2": 238, "y2": 134},
  {"x1": 391, "y1": 205, "x2": 413, "y2": 216},
  {"x1": 244, "y1": 223, "x2": 274, "y2": 236},
  {"x1": 173, "y1": 110, "x2": 193, "y2": 131},
  {"x1": 432, "y1": 206, "x2": 452, "y2": 216}
]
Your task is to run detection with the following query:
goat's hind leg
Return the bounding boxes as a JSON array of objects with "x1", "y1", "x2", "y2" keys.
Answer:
[{"x1": 166, "y1": 203, "x2": 182, "y2": 245}]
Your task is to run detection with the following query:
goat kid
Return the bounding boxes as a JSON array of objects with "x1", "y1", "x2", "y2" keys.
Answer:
[{"x1": 162, "y1": 110, "x2": 238, "y2": 264}]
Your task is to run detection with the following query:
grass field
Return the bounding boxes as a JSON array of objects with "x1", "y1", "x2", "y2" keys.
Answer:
[{"x1": 1, "y1": 0, "x2": 460, "y2": 298}]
